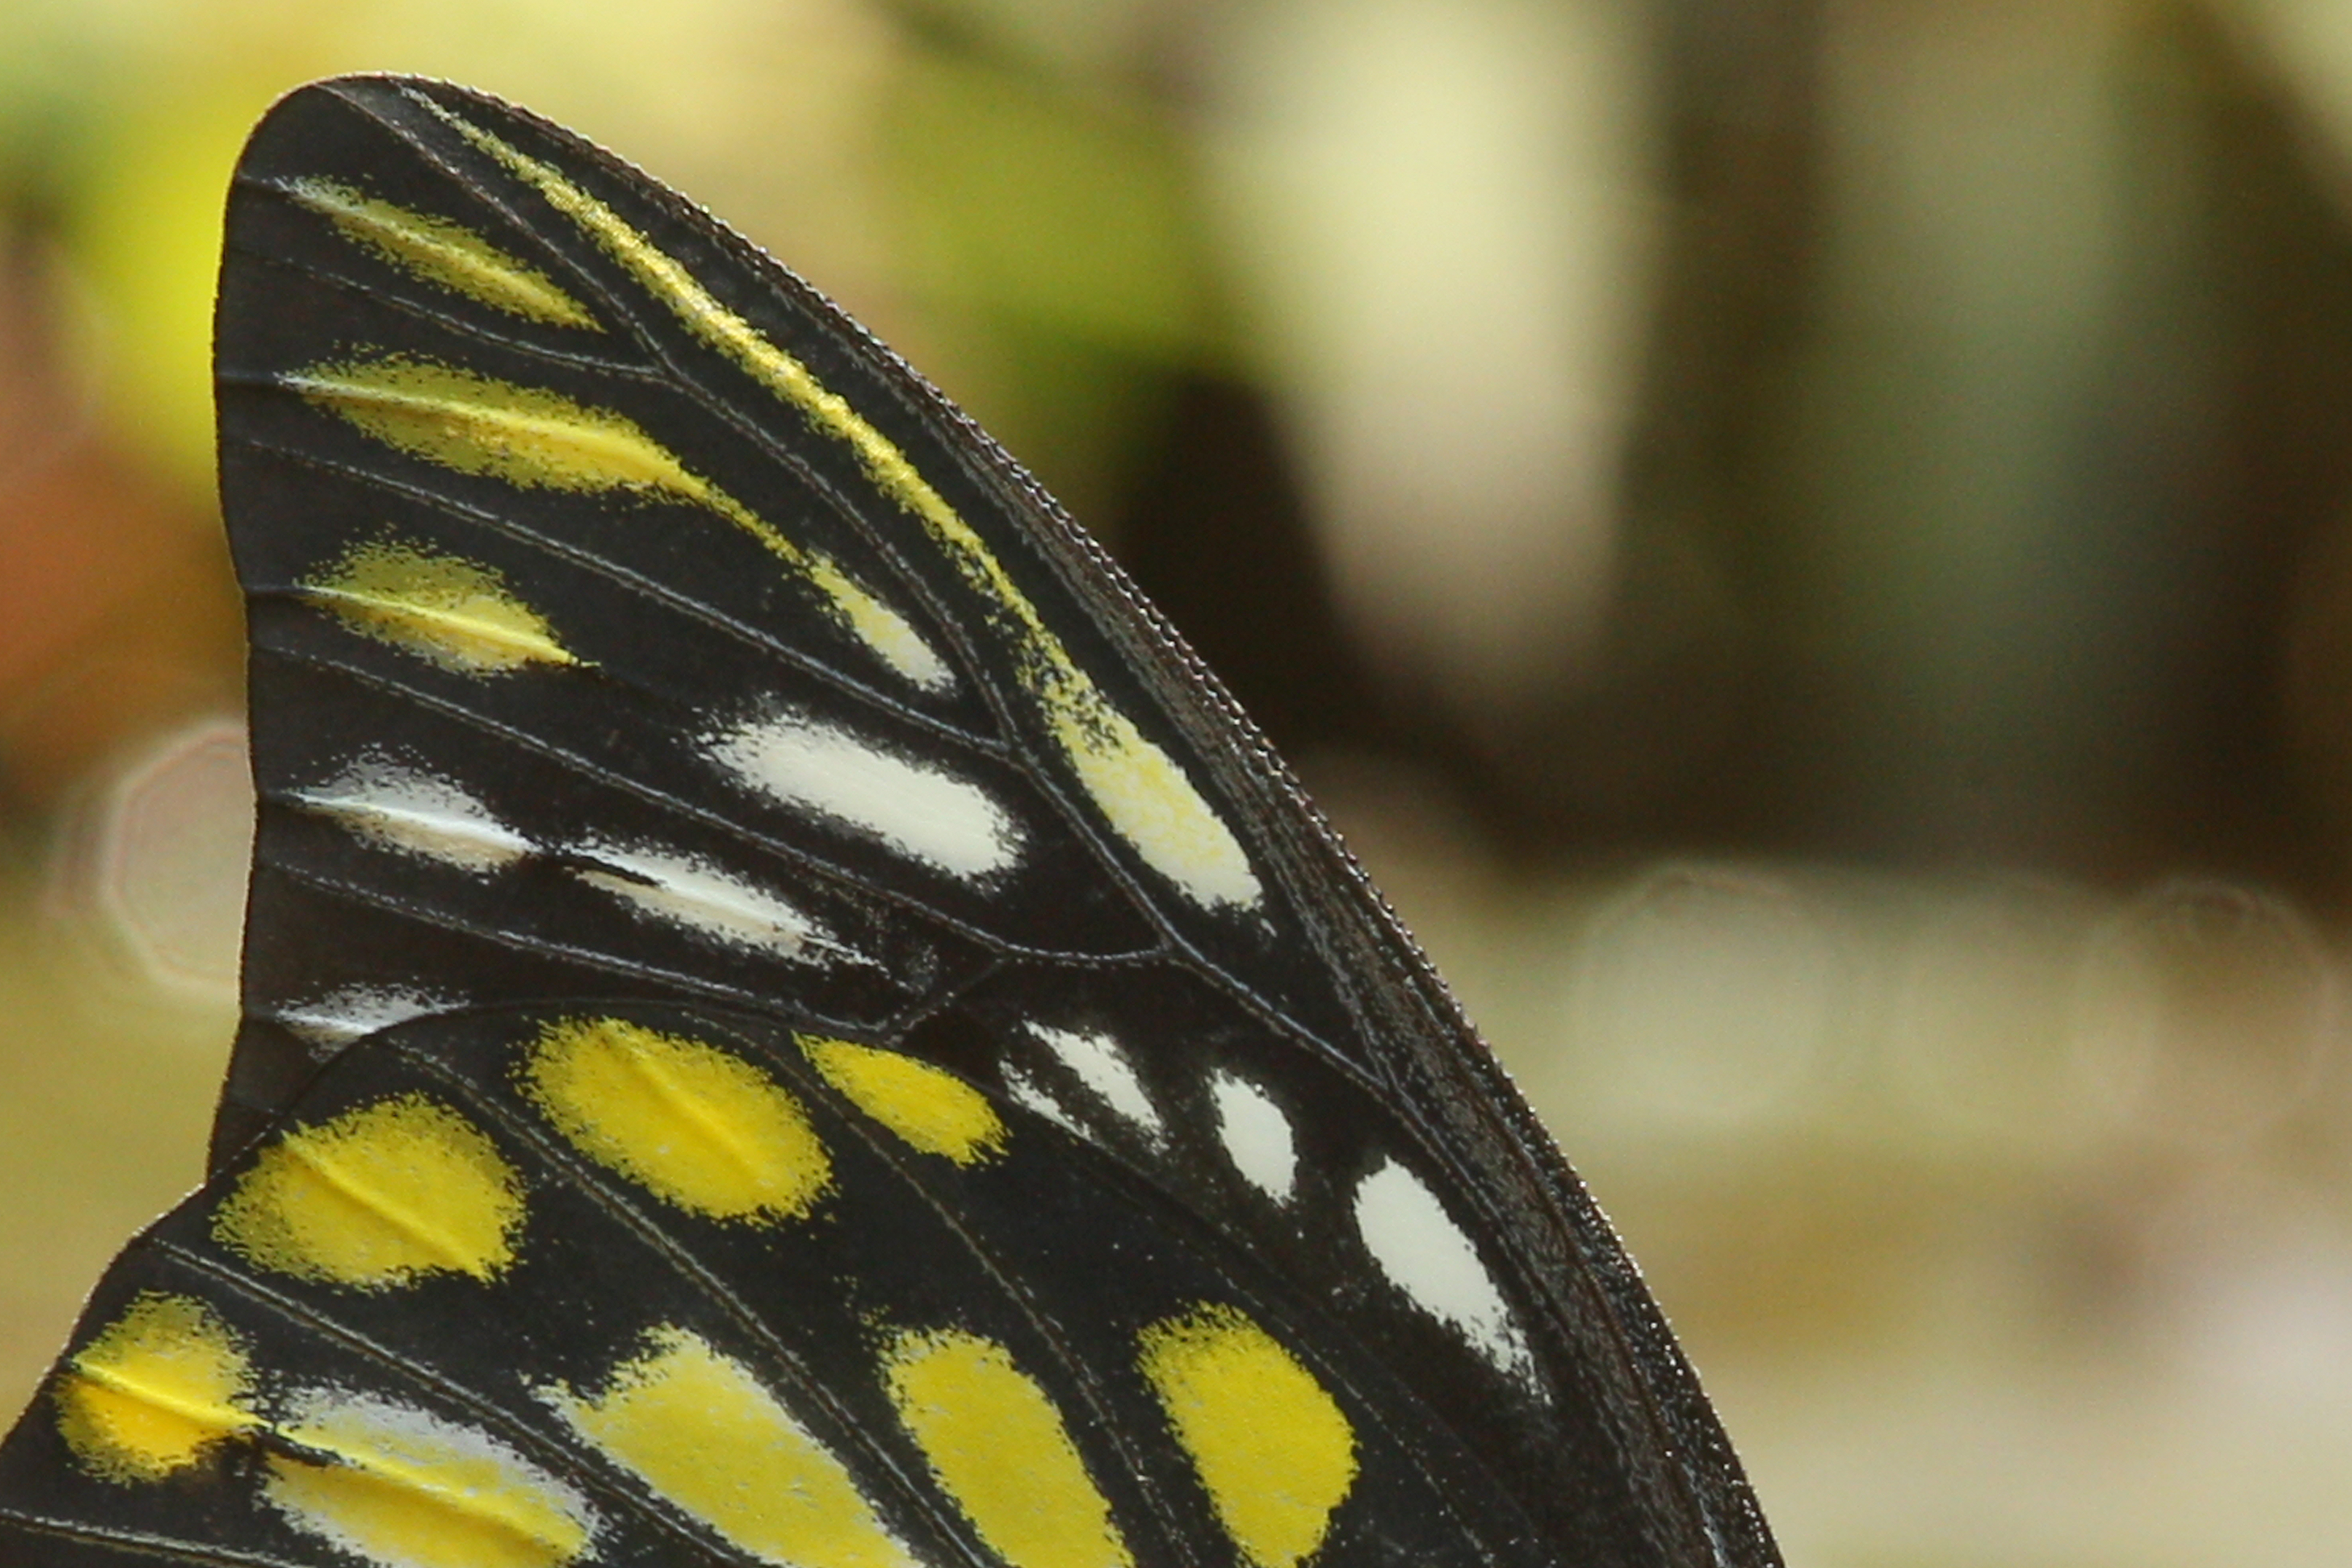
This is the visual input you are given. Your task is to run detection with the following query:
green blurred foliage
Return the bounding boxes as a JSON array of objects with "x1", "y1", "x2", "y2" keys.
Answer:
[{"x1": 880, "y1": 49, "x2": 1214, "y2": 523}]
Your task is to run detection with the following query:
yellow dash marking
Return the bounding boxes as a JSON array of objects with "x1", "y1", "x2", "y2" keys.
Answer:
[
  {"x1": 803, "y1": 1037, "x2": 1007, "y2": 1165},
  {"x1": 303, "y1": 536, "x2": 579, "y2": 673},
  {"x1": 285, "y1": 176, "x2": 600, "y2": 329},
  {"x1": 1137, "y1": 1304, "x2": 1357, "y2": 1568},
  {"x1": 881, "y1": 1326, "x2": 1131, "y2": 1568},
  {"x1": 523, "y1": 1017, "x2": 831, "y2": 1223},
  {"x1": 289, "y1": 353, "x2": 732, "y2": 500},
  {"x1": 54, "y1": 1293, "x2": 257, "y2": 1482},
  {"x1": 549, "y1": 1326, "x2": 913, "y2": 1568},
  {"x1": 439, "y1": 109, "x2": 1251, "y2": 905},
  {"x1": 212, "y1": 1093, "x2": 524, "y2": 1289},
  {"x1": 267, "y1": 1390, "x2": 593, "y2": 1568},
  {"x1": 288, "y1": 351, "x2": 947, "y2": 691}
]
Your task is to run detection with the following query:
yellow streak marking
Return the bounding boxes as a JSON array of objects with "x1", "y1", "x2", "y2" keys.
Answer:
[
  {"x1": 286, "y1": 176, "x2": 600, "y2": 329},
  {"x1": 523, "y1": 1017, "x2": 831, "y2": 1223},
  {"x1": 802, "y1": 1036, "x2": 1007, "y2": 1165},
  {"x1": 212, "y1": 1093, "x2": 524, "y2": 1288},
  {"x1": 54, "y1": 1293, "x2": 257, "y2": 1482},
  {"x1": 442, "y1": 109, "x2": 1256, "y2": 909},
  {"x1": 550, "y1": 1326, "x2": 912, "y2": 1568},
  {"x1": 290, "y1": 354, "x2": 740, "y2": 504},
  {"x1": 1136, "y1": 1304, "x2": 1357, "y2": 1568},
  {"x1": 268, "y1": 1395, "x2": 592, "y2": 1568},
  {"x1": 288, "y1": 353, "x2": 946, "y2": 690},
  {"x1": 881, "y1": 1326, "x2": 1132, "y2": 1568},
  {"x1": 303, "y1": 536, "x2": 579, "y2": 673}
]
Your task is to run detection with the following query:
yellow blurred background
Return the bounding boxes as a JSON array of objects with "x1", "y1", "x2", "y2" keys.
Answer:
[{"x1": 7, "y1": 0, "x2": 2352, "y2": 1562}]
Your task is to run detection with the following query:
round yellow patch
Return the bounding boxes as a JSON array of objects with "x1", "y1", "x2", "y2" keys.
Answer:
[
  {"x1": 55, "y1": 1292, "x2": 257, "y2": 1482},
  {"x1": 523, "y1": 1017, "x2": 831, "y2": 1223},
  {"x1": 212, "y1": 1093, "x2": 524, "y2": 1289}
]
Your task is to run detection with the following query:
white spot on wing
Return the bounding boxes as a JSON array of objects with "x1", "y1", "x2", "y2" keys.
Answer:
[
  {"x1": 1001, "y1": 1063, "x2": 1083, "y2": 1135},
  {"x1": 292, "y1": 756, "x2": 532, "y2": 872},
  {"x1": 568, "y1": 841, "x2": 853, "y2": 963},
  {"x1": 1210, "y1": 1071, "x2": 1296, "y2": 1200},
  {"x1": 1353, "y1": 1159, "x2": 1533, "y2": 1383},
  {"x1": 709, "y1": 710, "x2": 1021, "y2": 880},
  {"x1": 1028, "y1": 1024, "x2": 1164, "y2": 1141},
  {"x1": 275, "y1": 985, "x2": 451, "y2": 1047}
]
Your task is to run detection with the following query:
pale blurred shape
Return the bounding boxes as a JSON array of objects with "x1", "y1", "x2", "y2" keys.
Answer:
[
  {"x1": 2151, "y1": 1176, "x2": 2352, "y2": 1409},
  {"x1": 336, "y1": 0, "x2": 898, "y2": 249},
  {"x1": 1205, "y1": 0, "x2": 1657, "y2": 703},
  {"x1": 2237, "y1": 0, "x2": 2352, "y2": 200},
  {"x1": 83, "y1": 717, "x2": 253, "y2": 1002},
  {"x1": 2070, "y1": 880, "x2": 2337, "y2": 1149},
  {"x1": 920, "y1": 0, "x2": 1162, "y2": 77},
  {"x1": 1569, "y1": 864, "x2": 1836, "y2": 1127},
  {"x1": 1886, "y1": 880, "x2": 2101, "y2": 1150},
  {"x1": 1802, "y1": 0, "x2": 2144, "y2": 827}
]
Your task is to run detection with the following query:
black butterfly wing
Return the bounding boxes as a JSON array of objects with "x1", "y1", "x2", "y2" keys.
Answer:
[
  {"x1": 0, "y1": 75, "x2": 1778, "y2": 1568},
  {"x1": 1, "y1": 1000, "x2": 1560, "y2": 1568}
]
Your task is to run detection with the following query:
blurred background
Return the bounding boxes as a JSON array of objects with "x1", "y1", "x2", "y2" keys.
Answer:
[{"x1": 4, "y1": 0, "x2": 2352, "y2": 1560}]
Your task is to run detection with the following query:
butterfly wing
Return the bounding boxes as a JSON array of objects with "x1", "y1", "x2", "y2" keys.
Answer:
[
  {"x1": 2, "y1": 1000, "x2": 1569, "y2": 1567},
  {"x1": 0, "y1": 75, "x2": 1777, "y2": 1568}
]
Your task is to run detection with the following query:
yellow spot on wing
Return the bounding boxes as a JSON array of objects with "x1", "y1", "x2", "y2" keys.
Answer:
[
  {"x1": 285, "y1": 176, "x2": 600, "y2": 329},
  {"x1": 290, "y1": 353, "x2": 733, "y2": 501},
  {"x1": 803, "y1": 555, "x2": 954, "y2": 691},
  {"x1": 1136, "y1": 1304, "x2": 1356, "y2": 1568},
  {"x1": 523, "y1": 1017, "x2": 831, "y2": 1223},
  {"x1": 881, "y1": 1325, "x2": 1132, "y2": 1568},
  {"x1": 304, "y1": 537, "x2": 579, "y2": 673},
  {"x1": 548, "y1": 1326, "x2": 913, "y2": 1568},
  {"x1": 438, "y1": 108, "x2": 1256, "y2": 909},
  {"x1": 212, "y1": 1093, "x2": 523, "y2": 1288},
  {"x1": 54, "y1": 1293, "x2": 257, "y2": 1482},
  {"x1": 1047, "y1": 699, "x2": 1257, "y2": 909},
  {"x1": 288, "y1": 353, "x2": 948, "y2": 691},
  {"x1": 803, "y1": 1036, "x2": 1007, "y2": 1165},
  {"x1": 267, "y1": 1390, "x2": 594, "y2": 1568}
]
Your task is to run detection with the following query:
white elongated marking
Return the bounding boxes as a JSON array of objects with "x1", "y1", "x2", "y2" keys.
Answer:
[
  {"x1": 1001, "y1": 1064, "x2": 1083, "y2": 1136},
  {"x1": 1210, "y1": 1071, "x2": 1297, "y2": 1201},
  {"x1": 263, "y1": 1385, "x2": 597, "y2": 1568},
  {"x1": 709, "y1": 711, "x2": 1021, "y2": 880},
  {"x1": 1353, "y1": 1160, "x2": 1533, "y2": 1382},
  {"x1": 1028, "y1": 1024, "x2": 1164, "y2": 1142},
  {"x1": 275, "y1": 985, "x2": 451, "y2": 1047},
  {"x1": 292, "y1": 758, "x2": 532, "y2": 872},
  {"x1": 568, "y1": 842, "x2": 850, "y2": 963}
]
